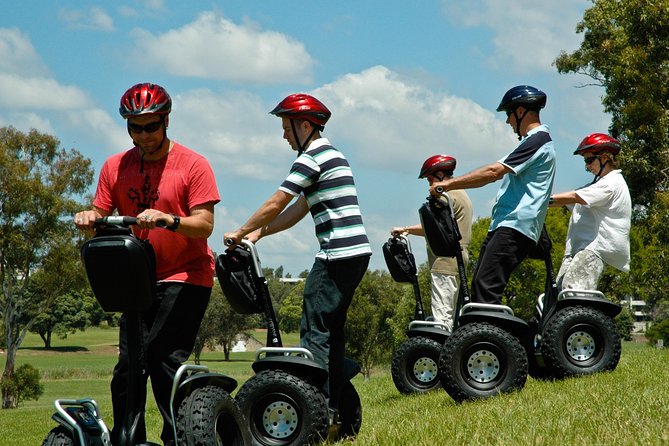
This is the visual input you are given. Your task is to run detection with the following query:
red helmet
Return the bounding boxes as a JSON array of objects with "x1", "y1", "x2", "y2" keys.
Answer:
[
  {"x1": 119, "y1": 83, "x2": 172, "y2": 119},
  {"x1": 419, "y1": 155, "x2": 456, "y2": 179},
  {"x1": 574, "y1": 133, "x2": 621, "y2": 156},
  {"x1": 269, "y1": 93, "x2": 331, "y2": 127}
]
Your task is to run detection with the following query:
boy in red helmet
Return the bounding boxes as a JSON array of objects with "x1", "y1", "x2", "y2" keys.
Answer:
[
  {"x1": 74, "y1": 83, "x2": 220, "y2": 445},
  {"x1": 391, "y1": 155, "x2": 473, "y2": 331},
  {"x1": 225, "y1": 93, "x2": 371, "y2": 418},
  {"x1": 550, "y1": 133, "x2": 631, "y2": 290}
]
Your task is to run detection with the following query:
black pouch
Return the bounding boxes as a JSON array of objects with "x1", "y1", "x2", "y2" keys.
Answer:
[
  {"x1": 382, "y1": 237, "x2": 417, "y2": 283},
  {"x1": 215, "y1": 247, "x2": 262, "y2": 314},
  {"x1": 419, "y1": 196, "x2": 462, "y2": 257},
  {"x1": 81, "y1": 227, "x2": 156, "y2": 313}
]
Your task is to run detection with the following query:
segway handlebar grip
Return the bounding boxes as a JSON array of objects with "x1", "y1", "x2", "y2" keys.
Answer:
[{"x1": 95, "y1": 216, "x2": 138, "y2": 227}]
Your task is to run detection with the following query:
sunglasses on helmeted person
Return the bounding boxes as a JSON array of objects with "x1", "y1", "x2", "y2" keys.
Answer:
[{"x1": 127, "y1": 119, "x2": 164, "y2": 134}]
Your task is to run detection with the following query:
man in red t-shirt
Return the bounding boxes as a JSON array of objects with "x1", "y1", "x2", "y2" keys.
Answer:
[{"x1": 74, "y1": 83, "x2": 220, "y2": 445}]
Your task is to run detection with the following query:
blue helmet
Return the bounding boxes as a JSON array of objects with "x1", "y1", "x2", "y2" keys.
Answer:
[{"x1": 496, "y1": 85, "x2": 546, "y2": 112}]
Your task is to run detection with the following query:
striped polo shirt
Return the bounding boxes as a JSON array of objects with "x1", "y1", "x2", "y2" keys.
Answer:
[{"x1": 279, "y1": 138, "x2": 372, "y2": 260}]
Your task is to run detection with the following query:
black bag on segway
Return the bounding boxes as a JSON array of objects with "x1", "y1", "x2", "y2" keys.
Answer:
[
  {"x1": 215, "y1": 247, "x2": 262, "y2": 314},
  {"x1": 382, "y1": 237, "x2": 417, "y2": 283},
  {"x1": 419, "y1": 196, "x2": 462, "y2": 257},
  {"x1": 81, "y1": 226, "x2": 157, "y2": 313}
]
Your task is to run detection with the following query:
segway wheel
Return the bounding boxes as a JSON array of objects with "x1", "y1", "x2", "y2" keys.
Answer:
[
  {"x1": 391, "y1": 336, "x2": 442, "y2": 394},
  {"x1": 542, "y1": 306, "x2": 621, "y2": 378},
  {"x1": 42, "y1": 426, "x2": 75, "y2": 446},
  {"x1": 235, "y1": 369, "x2": 329, "y2": 446},
  {"x1": 439, "y1": 322, "x2": 528, "y2": 402},
  {"x1": 176, "y1": 385, "x2": 251, "y2": 446},
  {"x1": 337, "y1": 381, "x2": 362, "y2": 439}
]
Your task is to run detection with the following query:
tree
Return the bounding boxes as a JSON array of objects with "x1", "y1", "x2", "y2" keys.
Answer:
[
  {"x1": 345, "y1": 270, "x2": 407, "y2": 378},
  {"x1": 29, "y1": 290, "x2": 97, "y2": 348},
  {"x1": 193, "y1": 283, "x2": 258, "y2": 363},
  {"x1": 555, "y1": 0, "x2": 669, "y2": 208},
  {"x1": 0, "y1": 127, "x2": 93, "y2": 408}
]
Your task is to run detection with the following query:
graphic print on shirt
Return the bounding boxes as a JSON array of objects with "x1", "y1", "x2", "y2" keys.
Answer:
[{"x1": 127, "y1": 174, "x2": 160, "y2": 214}]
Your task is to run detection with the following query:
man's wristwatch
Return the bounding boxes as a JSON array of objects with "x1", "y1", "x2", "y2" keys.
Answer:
[{"x1": 166, "y1": 214, "x2": 181, "y2": 232}]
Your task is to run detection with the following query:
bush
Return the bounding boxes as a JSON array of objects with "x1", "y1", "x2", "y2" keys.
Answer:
[
  {"x1": 615, "y1": 307, "x2": 635, "y2": 341},
  {"x1": 0, "y1": 364, "x2": 44, "y2": 408},
  {"x1": 645, "y1": 318, "x2": 669, "y2": 347}
]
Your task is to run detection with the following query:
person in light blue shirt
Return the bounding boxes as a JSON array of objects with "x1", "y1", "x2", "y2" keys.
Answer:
[{"x1": 430, "y1": 85, "x2": 556, "y2": 305}]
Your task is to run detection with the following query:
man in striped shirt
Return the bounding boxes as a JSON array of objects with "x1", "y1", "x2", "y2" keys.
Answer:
[
  {"x1": 224, "y1": 93, "x2": 371, "y2": 414},
  {"x1": 429, "y1": 85, "x2": 556, "y2": 306}
]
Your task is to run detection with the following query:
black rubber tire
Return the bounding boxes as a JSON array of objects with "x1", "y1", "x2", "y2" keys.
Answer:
[
  {"x1": 337, "y1": 381, "x2": 362, "y2": 440},
  {"x1": 42, "y1": 427, "x2": 75, "y2": 446},
  {"x1": 176, "y1": 385, "x2": 251, "y2": 446},
  {"x1": 542, "y1": 306, "x2": 621, "y2": 378},
  {"x1": 391, "y1": 336, "x2": 442, "y2": 394},
  {"x1": 235, "y1": 370, "x2": 328, "y2": 446},
  {"x1": 439, "y1": 322, "x2": 528, "y2": 402}
]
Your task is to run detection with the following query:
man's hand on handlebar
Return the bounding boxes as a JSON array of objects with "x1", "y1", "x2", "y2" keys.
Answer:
[{"x1": 74, "y1": 210, "x2": 103, "y2": 230}]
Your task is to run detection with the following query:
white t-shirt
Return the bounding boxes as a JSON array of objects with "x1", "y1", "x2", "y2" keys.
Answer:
[{"x1": 565, "y1": 169, "x2": 631, "y2": 272}]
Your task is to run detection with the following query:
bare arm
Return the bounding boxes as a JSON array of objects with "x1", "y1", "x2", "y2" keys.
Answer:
[
  {"x1": 247, "y1": 195, "x2": 310, "y2": 243},
  {"x1": 549, "y1": 191, "x2": 586, "y2": 207},
  {"x1": 429, "y1": 162, "x2": 510, "y2": 195},
  {"x1": 224, "y1": 190, "x2": 295, "y2": 246},
  {"x1": 390, "y1": 224, "x2": 425, "y2": 237}
]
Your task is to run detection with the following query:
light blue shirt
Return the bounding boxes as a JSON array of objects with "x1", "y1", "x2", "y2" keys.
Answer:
[{"x1": 489, "y1": 124, "x2": 556, "y2": 242}]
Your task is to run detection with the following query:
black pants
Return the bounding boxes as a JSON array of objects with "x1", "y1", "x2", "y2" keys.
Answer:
[
  {"x1": 110, "y1": 282, "x2": 210, "y2": 445},
  {"x1": 301, "y1": 255, "x2": 370, "y2": 409},
  {"x1": 470, "y1": 227, "x2": 535, "y2": 305}
]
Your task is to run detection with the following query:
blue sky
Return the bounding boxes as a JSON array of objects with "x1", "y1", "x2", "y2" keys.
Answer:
[{"x1": 2, "y1": 1, "x2": 610, "y2": 275}]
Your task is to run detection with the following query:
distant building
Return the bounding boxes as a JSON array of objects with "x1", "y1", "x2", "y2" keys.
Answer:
[
  {"x1": 620, "y1": 298, "x2": 652, "y2": 333},
  {"x1": 279, "y1": 277, "x2": 305, "y2": 283}
]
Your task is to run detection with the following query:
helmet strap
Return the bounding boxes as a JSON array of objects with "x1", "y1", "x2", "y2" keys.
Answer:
[
  {"x1": 591, "y1": 158, "x2": 608, "y2": 184},
  {"x1": 513, "y1": 108, "x2": 529, "y2": 141},
  {"x1": 291, "y1": 119, "x2": 319, "y2": 156},
  {"x1": 129, "y1": 116, "x2": 168, "y2": 173}
]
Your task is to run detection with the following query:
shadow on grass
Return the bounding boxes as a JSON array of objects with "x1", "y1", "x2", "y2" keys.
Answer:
[{"x1": 20, "y1": 346, "x2": 90, "y2": 352}]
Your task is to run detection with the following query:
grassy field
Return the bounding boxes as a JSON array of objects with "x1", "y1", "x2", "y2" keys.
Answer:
[{"x1": 1, "y1": 329, "x2": 668, "y2": 445}]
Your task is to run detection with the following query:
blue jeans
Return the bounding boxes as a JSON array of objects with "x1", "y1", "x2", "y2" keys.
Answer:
[{"x1": 300, "y1": 255, "x2": 369, "y2": 408}]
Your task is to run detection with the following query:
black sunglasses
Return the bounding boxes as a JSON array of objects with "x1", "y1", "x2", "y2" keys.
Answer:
[
  {"x1": 584, "y1": 156, "x2": 598, "y2": 164},
  {"x1": 127, "y1": 119, "x2": 163, "y2": 134}
]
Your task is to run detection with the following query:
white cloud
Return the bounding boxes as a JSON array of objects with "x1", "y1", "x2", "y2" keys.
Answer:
[
  {"x1": 168, "y1": 88, "x2": 293, "y2": 179},
  {"x1": 0, "y1": 112, "x2": 54, "y2": 135},
  {"x1": 130, "y1": 11, "x2": 314, "y2": 83},
  {"x1": 442, "y1": 0, "x2": 585, "y2": 72},
  {"x1": 314, "y1": 66, "x2": 515, "y2": 172},
  {"x1": 0, "y1": 74, "x2": 92, "y2": 110},
  {"x1": 0, "y1": 28, "x2": 49, "y2": 77},
  {"x1": 58, "y1": 7, "x2": 115, "y2": 32}
]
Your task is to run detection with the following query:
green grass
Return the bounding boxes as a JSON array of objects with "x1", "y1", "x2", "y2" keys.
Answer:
[{"x1": 2, "y1": 331, "x2": 668, "y2": 446}]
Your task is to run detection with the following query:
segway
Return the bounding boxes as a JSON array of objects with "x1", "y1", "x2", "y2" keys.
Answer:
[
  {"x1": 526, "y1": 233, "x2": 622, "y2": 380},
  {"x1": 216, "y1": 239, "x2": 362, "y2": 446},
  {"x1": 385, "y1": 234, "x2": 451, "y2": 394},
  {"x1": 421, "y1": 192, "x2": 530, "y2": 403},
  {"x1": 43, "y1": 216, "x2": 250, "y2": 446}
]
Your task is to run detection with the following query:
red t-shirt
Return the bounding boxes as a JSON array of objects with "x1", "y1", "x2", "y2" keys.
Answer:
[{"x1": 93, "y1": 142, "x2": 220, "y2": 287}]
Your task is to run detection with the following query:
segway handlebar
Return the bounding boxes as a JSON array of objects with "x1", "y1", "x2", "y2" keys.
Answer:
[
  {"x1": 226, "y1": 238, "x2": 264, "y2": 279},
  {"x1": 94, "y1": 216, "x2": 138, "y2": 227}
]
